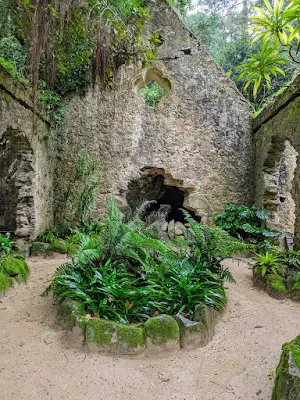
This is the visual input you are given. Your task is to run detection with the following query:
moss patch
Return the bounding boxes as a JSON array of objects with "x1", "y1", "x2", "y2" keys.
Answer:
[
  {"x1": 0, "y1": 255, "x2": 29, "y2": 293},
  {"x1": 50, "y1": 239, "x2": 68, "y2": 254},
  {"x1": 0, "y1": 270, "x2": 13, "y2": 292},
  {"x1": 85, "y1": 318, "x2": 118, "y2": 348},
  {"x1": 144, "y1": 315, "x2": 180, "y2": 345},
  {"x1": 290, "y1": 336, "x2": 300, "y2": 369},
  {"x1": 116, "y1": 324, "x2": 146, "y2": 353}
]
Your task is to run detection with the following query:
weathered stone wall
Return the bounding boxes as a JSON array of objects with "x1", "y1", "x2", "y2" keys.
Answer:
[
  {"x1": 54, "y1": 1, "x2": 252, "y2": 224},
  {"x1": 0, "y1": 67, "x2": 55, "y2": 240},
  {"x1": 253, "y1": 75, "x2": 300, "y2": 245}
]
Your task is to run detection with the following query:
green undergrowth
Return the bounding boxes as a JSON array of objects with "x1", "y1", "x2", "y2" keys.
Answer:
[
  {"x1": 0, "y1": 233, "x2": 29, "y2": 293},
  {"x1": 253, "y1": 249, "x2": 300, "y2": 299},
  {"x1": 44, "y1": 197, "x2": 245, "y2": 325},
  {"x1": 215, "y1": 204, "x2": 281, "y2": 252}
]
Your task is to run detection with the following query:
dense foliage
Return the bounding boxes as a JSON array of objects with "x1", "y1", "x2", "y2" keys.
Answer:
[
  {"x1": 236, "y1": 0, "x2": 300, "y2": 98},
  {"x1": 185, "y1": 0, "x2": 298, "y2": 109},
  {"x1": 0, "y1": 233, "x2": 29, "y2": 292},
  {"x1": 0, "y1": 0, "x2": 191, "y2": 105},
  {"x1": 253, "y1": 248, "x2": 300, "y2": 295},
  {"x1": 44, "y1": 198, "x2": 245, "y2": 324},
  {"x1": 214, "y1": 204, "x2": 281, "y2": 250}
]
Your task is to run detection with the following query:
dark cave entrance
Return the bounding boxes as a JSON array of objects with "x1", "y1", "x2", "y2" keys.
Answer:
[{"x1": 126, "y1": 173, "x2": 199, "y2": 223}]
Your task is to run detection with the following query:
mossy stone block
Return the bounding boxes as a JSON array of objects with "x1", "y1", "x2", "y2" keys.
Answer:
[
  {"x1": 144, "y1": 315, "x2": 180, "y2": 350},
  {"x1": 116, "y1": 324, "x2": 146, "y2": 354},
  {"x1": 57, "y1": 299, "x2": 83, "y2": 331},
  {"x1": 31, "y1": 242, "x2": 51, "y2": 256},
  {"x1": 0, "y1": 270, "x2": 13, "y2": 293},
  {"x1": 85, "y1": 318, "x2": 119, "y2": 352},
  {"x1": 194, "y1": 304, "x2": 219, "y2": 326},
  {"x1": 272, "y1": 336, "x2": 300, "y2": 400},
  {"x1": 51, "y1": 240, "x2": 68, "y2": 254},
  {"x1": 175, "y1": 314, "x2": 208, "y2": 349}
]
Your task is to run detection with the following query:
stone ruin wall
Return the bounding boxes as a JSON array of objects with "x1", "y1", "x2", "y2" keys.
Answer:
[
  {"x1": 54, "y1": 1, "x2": 252, "y2": 226},
  {"x1": 0, "y1": 67, "x2": 55, "y2": 245},
  {"x1": 253, "y1": 75, "x2": 300, "y2": 247}
]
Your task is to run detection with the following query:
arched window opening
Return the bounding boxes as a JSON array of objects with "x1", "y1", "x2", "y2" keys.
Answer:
[{"x1": 132, "y1": 67, "x2": 172, "y2": 107}]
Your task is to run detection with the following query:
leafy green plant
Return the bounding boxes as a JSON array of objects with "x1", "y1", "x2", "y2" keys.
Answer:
[
  {"x1": 252, "y1": 249, "x2": 300, "y2": 296},
  {"x1": 139, "y1": 81, "x2": 166, "y2": 107},
  {"x1": 44, "y1": 198, "x2": 239, "y2": 324},
  {"x1": 37, "y1": 80, "x2": 67, "y2": 123},
  {"x1": 0, "y1": 233, "x2": 12, "y2": 253},
  {"x1": 214, "y1": 204, "x2": 281, "y2": 249},
  {"x1": 73, "y1": 155, "x2": 100, "y2": 223},
  {"x1": 36, "y1": 226, "x2": 73, "y2": 244},
  {"x1": 236, "y1": 40, "x2": 288, "y2": 97},
  {"x1": 235, "y1": 0, "x2": 300, "y2": 96},
  {"x1": 250, "y1": 0, "x2": 298, "y2": 46},
  {"x1": 254, "y1": 251, "x2": 284, "y2": 277}
]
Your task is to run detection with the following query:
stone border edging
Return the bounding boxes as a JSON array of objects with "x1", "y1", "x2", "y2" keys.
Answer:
[
  {"x1": 57, "y1": 300, "x2": 222, "y2": 355},
  {"x1": 253, "y1": 276, "x2": 300, "y2": 302}
]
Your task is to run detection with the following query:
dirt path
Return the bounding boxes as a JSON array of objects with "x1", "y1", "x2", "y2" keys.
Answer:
[{"x1": 0, "y1": 256, "x2": 299, "y2": 400}]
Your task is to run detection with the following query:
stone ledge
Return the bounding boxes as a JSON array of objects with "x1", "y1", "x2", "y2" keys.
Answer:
[
  {"x1": 57, "y1": 299, "x2": 223, "y2": 355},
  {"x1": 252, "y1": 74, "x2": 300, "y2": 133},
  {"x1": 0, "y1": 65, "x2": 50, "y2": 125}
]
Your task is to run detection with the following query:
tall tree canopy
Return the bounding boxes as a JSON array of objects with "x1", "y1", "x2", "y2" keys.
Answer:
[{"x1": 186, "y1": 0, "x2": 298, "y2": 109}]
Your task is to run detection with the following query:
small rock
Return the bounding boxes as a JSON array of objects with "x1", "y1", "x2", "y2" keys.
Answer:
[
  {"x1": 174, "y1": 221, "x2": 186, "y2": 236},
  {"x1": 168, "y1": 220, "x2": 175, "y2": 240},
  {"x1": 161, "y1": 222, "x2": 168, "y2": 232}
]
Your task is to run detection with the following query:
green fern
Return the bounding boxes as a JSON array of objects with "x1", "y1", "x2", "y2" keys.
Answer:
[{"x1": 45, "y1": 198, "x2": 231, "y2": 323}]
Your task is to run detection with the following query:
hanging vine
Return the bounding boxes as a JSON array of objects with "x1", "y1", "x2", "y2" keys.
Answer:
[{"x1": 14, "y1": 0, "x2": 160, "y2": 94}]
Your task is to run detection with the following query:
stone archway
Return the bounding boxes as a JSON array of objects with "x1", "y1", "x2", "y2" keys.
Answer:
[
  {"x1": 261, "y1": 138, "x2": 298, "y2": 235},
  {"x1": 0, "y1": 129, "x2": 35, "y2": 238},
  {"x1": 126, "y1": 167, "x2": 199, "y2": 223}
]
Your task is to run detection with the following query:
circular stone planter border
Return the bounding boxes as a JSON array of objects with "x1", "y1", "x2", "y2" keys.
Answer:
[
  {"x1": 57, "y1": 300, "x2": 223, "y2": 355},
  {"x1": 253, "y1": 276, "x2": 300, "y2": 302}
]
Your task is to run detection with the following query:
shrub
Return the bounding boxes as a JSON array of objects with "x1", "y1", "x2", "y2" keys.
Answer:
[
  {"x1": 45, "y1": 198, "x2": 244, "y2": 324},
  {"x1": 214, "y1": 204, "x2": 281, "y2": 250}
]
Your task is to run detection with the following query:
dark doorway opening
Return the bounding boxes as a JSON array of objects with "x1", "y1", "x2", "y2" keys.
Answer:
[{"x1": 126, "y1": 174, "x2": 199, "y2": 223}]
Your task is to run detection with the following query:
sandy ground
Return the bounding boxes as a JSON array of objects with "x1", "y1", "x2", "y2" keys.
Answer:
[{"x1": 0, "y1": 255, "x2": 299, "y2": 400}]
